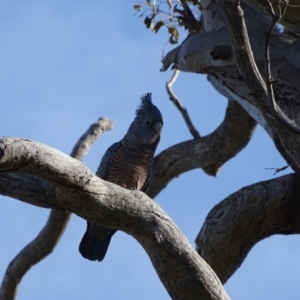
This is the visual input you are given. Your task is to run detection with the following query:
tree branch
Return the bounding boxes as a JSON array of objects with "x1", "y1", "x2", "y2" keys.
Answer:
[
  {"x1": 166, "y1": 69, "x2": 201, "y2": 139},
  {"x1": 70, "y1": 117, "x2": 113, "y2": 160},
  {"x1": 263, "y1": 0, "x2": 300, "y2": 135},
  {"x1": 0, "y1": 137, "x2": 230, "y2": 300},
  {"x1": 161, "y1": 3, "x2": 300, "y2": 166},
  {"x1": 217, "y1": 0, "x2": 300, "y2": 168},
  {"x1": 243, "y1": 0, "x2": 300, "y2": 33},
  {"x1": 200, "y1": 0, "x2": 224, "y2": 32},
  {"x1": 0, "y1": 117, "x2": 113, "y2": 300},
  {"x1": 195, "y1": 173, "x2": 300, "y2": 284},
  {"x1": 148, "y1": 99, "x2": 257, "y2": 198}
]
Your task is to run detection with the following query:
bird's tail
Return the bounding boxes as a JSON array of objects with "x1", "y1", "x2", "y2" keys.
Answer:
[{"x1": 79, "y1": 223, "x2": 116, "y2": 261}]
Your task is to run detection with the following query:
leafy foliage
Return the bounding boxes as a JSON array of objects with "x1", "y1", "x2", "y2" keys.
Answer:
[{"x1": 134, "y1": 0, "x2": 201, "y2": 44}]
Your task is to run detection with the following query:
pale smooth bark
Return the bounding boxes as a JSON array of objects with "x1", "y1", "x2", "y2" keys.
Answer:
[
  {"x1": 0, "y1": 117, "x2": 113, "y2": 300},
  {"x1": 2, "y1": 2, "x2": 300, "y2": 299},
  {"x1": 161, "y1": 3, "x2": 300, "y2": 167},
  {"x1": 160, "y1": 0, "x2": 300, "y2": 286},
  {"x1": 0, "y1": 137, "x2": 230, "y2": 300}
]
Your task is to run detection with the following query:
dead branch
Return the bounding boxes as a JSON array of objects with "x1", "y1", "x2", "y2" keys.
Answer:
[
  {"x1": 217, "y1": 0, "x2": 300, "y2": 169},
  {"x1": 0, "y1": 137, "x2": 230, "y2": 300},
  {"x1": 166, "y1": 69, "x2": 201, "y2": 139},
  {"x1": 243, "y1": 0, "x2": 300, "y2": 33},
  {"x1": 263, "y1": 0, "x2": 300, "y2": 135},
  {"x1": 196, "y1": 173, "x2": 300, "y2": 283},
  {"x1": 0, "y1": 117, "x2": 113, "y2": 300},
  {"x1": 148, "y1": 100, "x2": 257, "y2": 198}
]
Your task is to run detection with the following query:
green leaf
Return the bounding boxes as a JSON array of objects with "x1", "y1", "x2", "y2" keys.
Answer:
[
  {"x1": 168, "y1": 27, "x2": 179, "y2": 42},
  {"x1": 139, "y1": 11, "x2": 146, "y2": 18},
  {"x1": 169, "y1": 35, "x2": 178, "y2": 44},
  {"x1": 153, "y1": 21, "x2": 165, "y2": 33},
  {"x1": 144, "y1": 16, "x2": 153, "y2": 29},
  {"x1": 146, "y1": 0, "x2": 152, "y2": 7},
  {"x1": 134, "y1": 4, "x2": 141, "y2": 11},
  {"x1": 173, "y1": 4, "x2": 183, "y2": 14},
  {"x1": 173, "y1": 4, "x2": 177, "y2": 13}
]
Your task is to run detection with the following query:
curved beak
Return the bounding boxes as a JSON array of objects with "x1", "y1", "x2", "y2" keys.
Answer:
[{"x1": 153, "y1": 121, "x2": 163, "y2": 134}]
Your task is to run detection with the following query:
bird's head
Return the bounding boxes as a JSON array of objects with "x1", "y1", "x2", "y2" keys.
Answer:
[{"x1": 125, "y1": 93, "x2": 163, "y2": 146}]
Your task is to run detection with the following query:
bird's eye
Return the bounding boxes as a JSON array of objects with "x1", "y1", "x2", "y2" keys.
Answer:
[{"x1": 146, "y1": 121, "x2": 150, "y2": 125}]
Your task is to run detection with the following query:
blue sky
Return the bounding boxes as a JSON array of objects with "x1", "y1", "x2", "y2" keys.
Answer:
[{"x1": 0, "y1": 1, "x2": 299, "y2": 299}]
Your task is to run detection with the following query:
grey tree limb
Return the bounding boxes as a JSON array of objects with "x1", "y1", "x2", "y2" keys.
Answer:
[
  {"x1": 0, "y1": 137, "x2": 230, "y2": 300},
  {"x1": 148, "y1": 99, "x2": 257, "y2": 198},
  {"x1": 195, "y1": 173, "x2": 300, "y2": 284},
  {"x1": 166, "y1": 69, "x2": 201, "y2": 139},
  {"x1": 159, "y1": 1, "x2": 300, "y2": 287},
  {"x1": 161, "y1": 2, "x2": 300, "y2": 169},
  {"x1": 262, "y1": 1, "x2": 300, "y2": 136},
  {"x1": 0, "y1": 117, "x2": 113, "y2": 300},
  {"x1": 217, "y1": 1, "x2": 300, "y2": 164},
  {"x1": 243, "y1": 0, "x2": 300, "y2": 33},
  {"x1": 70, "y1": 117, "x2": 113, "y2": 160}
]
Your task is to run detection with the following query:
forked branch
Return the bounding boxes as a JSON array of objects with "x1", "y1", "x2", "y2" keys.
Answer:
[
  {"x1": 217, "y1": 0, "x2": 300, "y2": 168},
  {"x1": 166, "y1": 69, "x2": 201, "y2": 138},
  {"x1": 148, "y1": 100, "x2": 257, "y2": 198},
  {"x1": 0, "y1": 137, "x2": 230, "y2": 300},
  {"x1": 0, "y1": 117, "x2": 113, "y2": 300},
  {"x1": 196, "y1": 173, "x2": 300, "y2": 283},
  {"x1": 264, "y1": 0, "x2": 300, "y2": 135}
]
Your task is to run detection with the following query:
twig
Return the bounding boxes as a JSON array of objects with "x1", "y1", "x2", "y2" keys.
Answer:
[
  {"x1": 265, "y1": 165, "x2": 291, "y2": 175},
  {"x1": 70, "y1": 117, "x2": 113, "y2": 160},
  {"x1": 166, "y1": 69, "x2": 201, "y2": 138},
  {"x1": 264, "y1": 0, "x2": 300, "y2": 135},
  {"x1": 0, "y1": 117, "x2": 113, "y2": 300}
]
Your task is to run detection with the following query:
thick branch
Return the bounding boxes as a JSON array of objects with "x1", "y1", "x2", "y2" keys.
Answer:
[
  {"x1": 217, "y1": 1, "x2": 300, "y2": 168},
  {"x1": 195, "y1": 173, "x2": 300, "y2": 283},
  {"x1": 161, "y1": 3, "x2": 300, "y2": 166},
  {"x1": 0, "y1": 117, "x2": 113, "y2": 300},
  {"x1": 0, "y1": 137, "x2": 229, "y2": 300},
  {"x1": 148, "y1": 100, "x2": 256, "y2": 198},
  {"x1": 244, "y1": 0, "x2": 300, "y2": 33}
]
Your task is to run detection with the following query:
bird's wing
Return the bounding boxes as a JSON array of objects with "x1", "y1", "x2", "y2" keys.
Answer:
[
  {"x1": 79, "y1": 141, "x2": 122, "y2": 262},
  {"x1": 141, "y1": 135, "x2": 160, "y2": 193},
  {"x1": 96, "y1": 141, "x2": 122, "y2": 179},
  {"x1": 141, "y1": 165, "x2": 153, "y2": 193}
]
